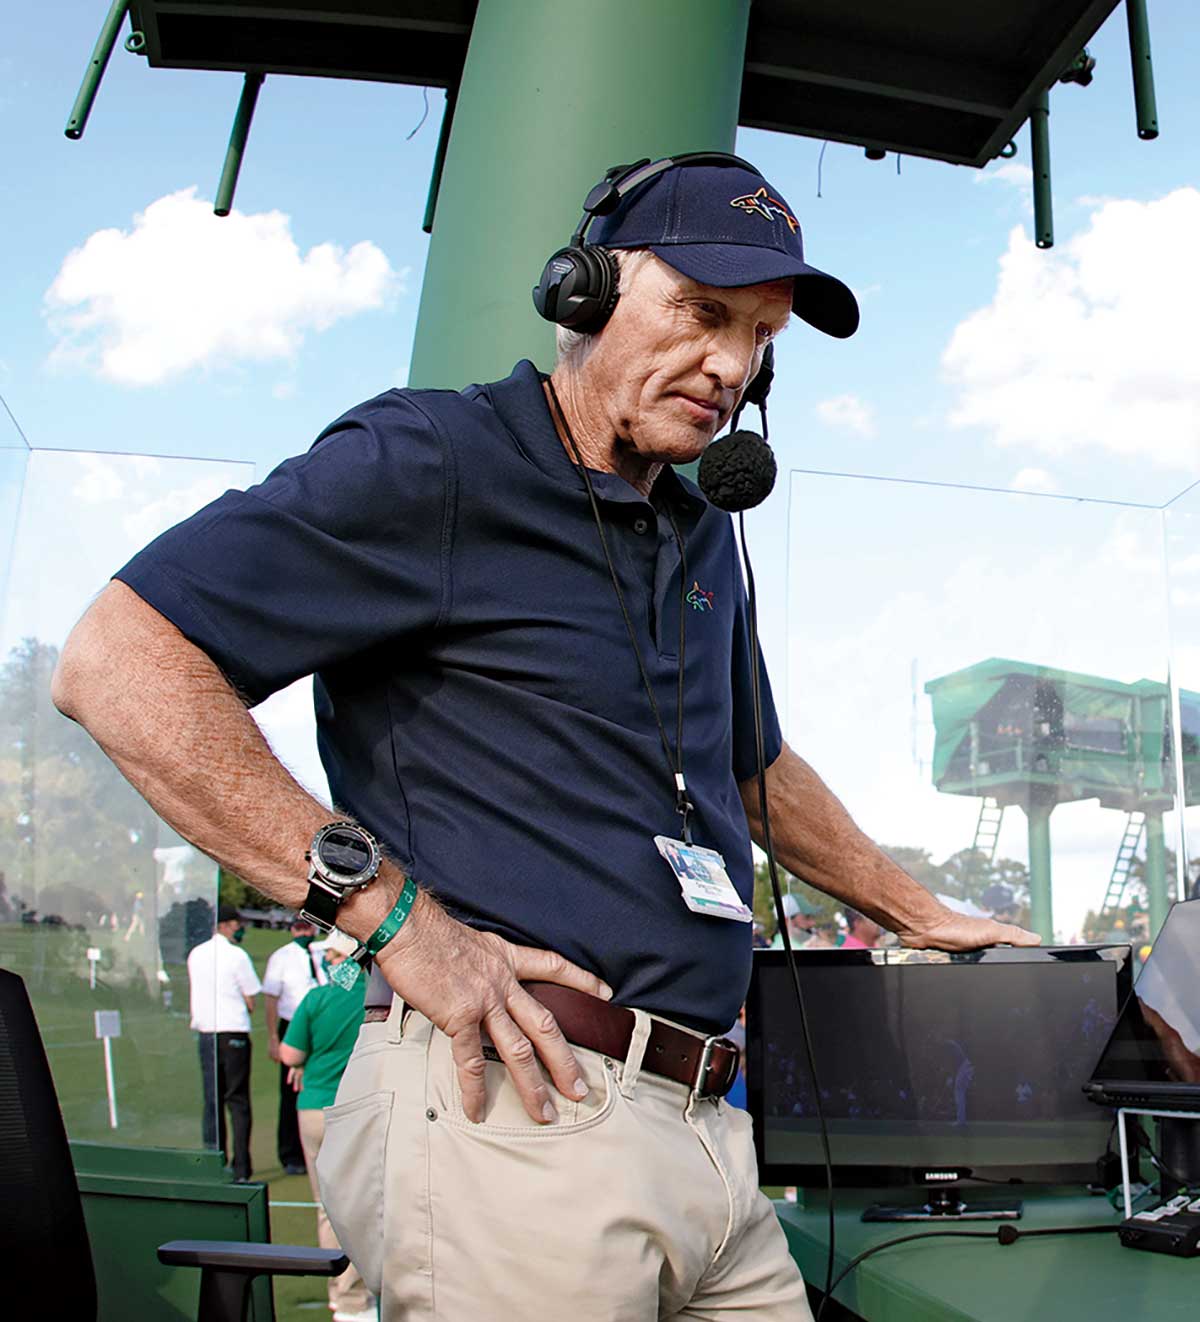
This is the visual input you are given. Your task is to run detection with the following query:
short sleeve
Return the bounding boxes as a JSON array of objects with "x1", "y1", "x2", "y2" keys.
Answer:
[
  {"x1": 261, "y1": 949, "x2": 283, "y2": 998},
  {"x1": 114, "y1": 391, "x2": 455, "y2": 705},
  {"x1": 282, "y1": 996, "x2": 314, "y2": 1055},
  {"x1": 236, "y1": 950, "x2": 263, "y2": 998},
  {"x1": 729, "y1": 579, "x2": 782, "y2": 783}
]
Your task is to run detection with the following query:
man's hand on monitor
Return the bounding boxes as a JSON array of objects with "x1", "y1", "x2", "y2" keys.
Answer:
[{"x1": 895, "y1": 908, "x2": 1042, "y2": 952}]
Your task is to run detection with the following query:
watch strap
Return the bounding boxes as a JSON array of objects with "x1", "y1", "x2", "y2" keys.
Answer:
[{"x1": 299, "y1": 877, "x2": 341, "y2": 933}]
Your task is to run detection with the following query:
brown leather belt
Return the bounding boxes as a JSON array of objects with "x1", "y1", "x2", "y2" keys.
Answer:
[{"x1": 363, "y1": 981, "x2": 740, "y2": 1100}]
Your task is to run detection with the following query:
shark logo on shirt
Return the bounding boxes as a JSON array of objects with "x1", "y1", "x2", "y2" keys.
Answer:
[
  {"x1": 729, "y1": 187, "x2": 799, "y2": 234},
  {"x1": 687, "y1": 580, "x2": 715, "y2": 612}
]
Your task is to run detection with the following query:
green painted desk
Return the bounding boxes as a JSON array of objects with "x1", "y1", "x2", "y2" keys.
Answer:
[{"x1": 777, "y1": 1190, "x2": 1196, "y2": 1321}]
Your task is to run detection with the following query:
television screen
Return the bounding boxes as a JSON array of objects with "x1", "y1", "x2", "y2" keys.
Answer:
[{"x1": 747, "y1": 946, "x2": 1131, "y2": 1189}]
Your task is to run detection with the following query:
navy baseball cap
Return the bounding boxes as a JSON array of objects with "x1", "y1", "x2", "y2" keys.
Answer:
[{"x1": 590, "y1": 160, "x2": 859, "y2": 339}]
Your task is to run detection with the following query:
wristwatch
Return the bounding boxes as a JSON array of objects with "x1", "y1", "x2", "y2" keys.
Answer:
[{"x1": 299, "y1": 821, "x2": 383, "y2": 932}]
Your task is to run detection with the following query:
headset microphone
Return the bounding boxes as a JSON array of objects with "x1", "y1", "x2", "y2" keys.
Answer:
[{"x1": 697, "y1": 344, "x2": 777, "y2": 512}]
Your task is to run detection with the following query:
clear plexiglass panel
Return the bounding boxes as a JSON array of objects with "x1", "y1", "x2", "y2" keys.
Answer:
[
  {"x1": 785, "y1": 471, "x2": 1186, "y2": 950},
  {"x1": 0, "y1": 451, "x2": 251, "y2": 1149}
]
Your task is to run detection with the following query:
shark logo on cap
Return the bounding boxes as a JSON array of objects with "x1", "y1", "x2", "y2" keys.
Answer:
[{"x1": 730, "y1": 187, "x2": 798, "y2": 234}]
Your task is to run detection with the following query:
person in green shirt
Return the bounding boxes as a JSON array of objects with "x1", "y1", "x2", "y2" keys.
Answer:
[{"x1": 280, "y1": 928, "x2": 371, "y2": 1322}]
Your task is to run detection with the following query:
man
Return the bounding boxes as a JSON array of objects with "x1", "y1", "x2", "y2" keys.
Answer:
[
  {"x1": 770, "y1": 892, "x2": 820, "y2": 948},
  {"x1": 186, "y1": 903, "x2": 262, "y2": 1181},
  {"x1": 839, "y1": 906, "x2": 884, "y2": 950},
  {"x1": 279, "y1": 928, "x2": 372, "y2": 1322},
  {"x1": 263, "y1": 913, "x2": 322, "y2": 1174},
  {"x1": 53, "y1": 156, "x2": 1037, "y2": 1319}
]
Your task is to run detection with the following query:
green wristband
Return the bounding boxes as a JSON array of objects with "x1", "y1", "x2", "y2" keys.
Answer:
[
  {"x1": 366, "y1": 874, "x2": 419, "y2": 959},
  {"x1": 329, "y1": 876, "x2": 418, "y2": 992}
]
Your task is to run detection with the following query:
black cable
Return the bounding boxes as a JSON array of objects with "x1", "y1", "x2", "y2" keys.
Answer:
[
  {"x1": 736, "y1": 511, "x2": 837, "y2": 1313},
  {"x1": 545, "y1": 378, "x2": 694, "y2": 840},
  {"x1": 816, "y1": 1223, "x2": 1119, "y2": 1314}
]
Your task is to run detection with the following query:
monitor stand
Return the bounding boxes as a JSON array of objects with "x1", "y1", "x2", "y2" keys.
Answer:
[{"x1": 862, "y1": 1187, "x2": 1023, "y2": 1222}]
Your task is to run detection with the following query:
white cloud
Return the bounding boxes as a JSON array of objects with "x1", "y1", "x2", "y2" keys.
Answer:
[
  {"x1": 943, "y1": 188, "x2": 1200, "y2": 470},
  {"x1": 815, "y1": 392, "x2": 876, "y2": 438},
  {"x1": 1010, "y1": 467, "x2": 1057, "y2": 493},
  {"x1": 71, "y1": 454, "x2": 125, "y2": 504},
  {"x1": 976, "y1": 161, "x2": 1033, "y2": 214},
  {"x1": 44, "y1": 188, "x2": 402, "y2": 386},
  {"x1": 121, "y1": 474, "x2": 233, "y2": 548}
]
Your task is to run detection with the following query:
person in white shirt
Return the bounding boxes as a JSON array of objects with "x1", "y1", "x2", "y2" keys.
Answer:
[
  {"x1": 187, "y1": 903, "x2": 262, "y2": 1181},
  {"x1": 263, "y1": 914, "x2": 323, "y2": 1175}
]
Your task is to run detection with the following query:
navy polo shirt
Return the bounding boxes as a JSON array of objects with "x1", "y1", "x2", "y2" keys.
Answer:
[{"x1": 115, "y1": 360, "x2": 781, "y2": 1033}]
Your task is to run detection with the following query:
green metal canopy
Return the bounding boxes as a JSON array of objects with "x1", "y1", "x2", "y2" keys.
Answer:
[
  {"x1": 925, "y1": 658, "x2": 1200, "y2": 814},
  {"x1": 125, "y1": 0, "x2": 1123, "y2": 167}
]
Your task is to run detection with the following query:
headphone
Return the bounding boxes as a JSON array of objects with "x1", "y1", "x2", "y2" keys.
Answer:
[
  {"x1": 535, "y1": 150, "x2": 779, "y2": 512},
  {"x1": 532, "y1": 151, "x2": 759, "y2": 334}
]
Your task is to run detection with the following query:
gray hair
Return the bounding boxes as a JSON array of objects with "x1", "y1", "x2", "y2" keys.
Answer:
[{"x1": 554, "y1": 248, "x2": 655, "y2": 366}]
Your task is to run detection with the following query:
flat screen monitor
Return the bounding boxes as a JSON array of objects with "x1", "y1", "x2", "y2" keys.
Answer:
[
  {"x1": 746, "y1": 945, "x2": 1132, "y2": 1193},
  {"x1": 1085, "y1": 898, "x2": 1200, "y2": 1110}
]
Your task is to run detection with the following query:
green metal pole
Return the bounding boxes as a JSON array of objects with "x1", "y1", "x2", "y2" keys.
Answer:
[
  {"x1": 407, "y1": 0, "x2": 751, "y2": 390},
  {"x1": 1125, "y1": 0, "x2": 1160, "y2": 140},
  {"x1": 1144, "y1": 810, "x2": 1170, "y2": 938},
  {"x1": 422, "y1": 89, "x2": 456, "y2": 236},
  {"x1": 64, "y1": 0, "x2": 129, "y2": 140},
  {"x1": 1029, "y1": 90, "x2": 1053, "y2": 249},
  {"x1": 1026, "y1": 802, "x2": 1054, "y2": 941},
  {"x1": 214, "y1": 73, "x2": 265, "y2": 217}
]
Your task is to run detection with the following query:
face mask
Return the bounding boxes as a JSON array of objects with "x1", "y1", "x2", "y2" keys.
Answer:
[
  {"x1": 232, "y1": 928, "x2": 246, "y2": 944},
  {"x1": 293, "y1": 935, "x2": 315, "y2": 949}
]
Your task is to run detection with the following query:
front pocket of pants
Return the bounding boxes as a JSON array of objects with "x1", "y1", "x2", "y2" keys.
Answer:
[
  {"x1": 316, "y1": 1090, "x2": 393, "y2": 1295},
  {"x1": 431, "y1": 1031, "x2": 616, "y2": 1138}
]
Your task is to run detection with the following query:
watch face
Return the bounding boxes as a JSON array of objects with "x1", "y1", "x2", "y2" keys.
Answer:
[{"x1": 317, "y1": 825, "x2": 376, "y2": 881}]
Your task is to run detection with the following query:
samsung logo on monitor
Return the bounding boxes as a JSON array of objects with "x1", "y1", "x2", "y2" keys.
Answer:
[{"x1": 920, "y1": 1170, "x2": 964, "y2": 1182}]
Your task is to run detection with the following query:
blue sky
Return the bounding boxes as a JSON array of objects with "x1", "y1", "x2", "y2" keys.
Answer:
[{"x1": 5, "y1": 2, "x2": 1200, "y2": 937}]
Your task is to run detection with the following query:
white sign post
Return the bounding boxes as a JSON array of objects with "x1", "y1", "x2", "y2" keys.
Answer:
[
  {"x1": 93, "y1": 1009, "x2": 121, "y2": 1129},
  {"x1": 86, "y1": 947, "x2": 101, "y2": 990}
]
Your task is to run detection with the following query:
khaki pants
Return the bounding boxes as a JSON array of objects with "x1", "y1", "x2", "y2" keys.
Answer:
[
  {"x1": 317, "y1": 1001, "x2": 811, "y2": 1321},
  {"x1": 297, "y1": 1107, "x2": 373, "y2": 1315}
]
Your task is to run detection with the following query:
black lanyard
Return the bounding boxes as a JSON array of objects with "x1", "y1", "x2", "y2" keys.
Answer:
[{"x1": 545, "y1": 378, "x2": 694, "y2": 843}]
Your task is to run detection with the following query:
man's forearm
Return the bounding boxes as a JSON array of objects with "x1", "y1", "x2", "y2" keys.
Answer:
[
  {"x1": 741, "y1": 741, "x2": 942, "y2": 938},
  {"x1": 52, "y1": 581, "x2": 405, "y2": 940},
  {"x1": 265, "y1": 995, "x2": 280, "y2": 1039}
]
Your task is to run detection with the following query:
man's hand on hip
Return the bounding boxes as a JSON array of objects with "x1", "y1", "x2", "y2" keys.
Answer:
[{"x1": 372, "y1": 890, "x2": 613, "y2": 1125}]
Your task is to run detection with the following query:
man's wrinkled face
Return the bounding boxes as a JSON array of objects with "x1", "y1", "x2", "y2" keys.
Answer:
[{"x1": 585, "y1": 255, "x2": 792, "y2": 467}]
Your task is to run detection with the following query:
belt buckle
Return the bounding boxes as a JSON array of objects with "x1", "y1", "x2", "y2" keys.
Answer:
[{"x1": 693, "y1": 1035, "x2": 738, "y2": 1101}]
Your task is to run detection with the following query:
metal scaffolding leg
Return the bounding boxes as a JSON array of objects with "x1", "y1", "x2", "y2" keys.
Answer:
[
  {"x1": 1029, "y1": 91, "x2": 1053, "y2": 249},
  {"x1": 1026, "y1": 802, "x2": 1054, "y2": 941}
]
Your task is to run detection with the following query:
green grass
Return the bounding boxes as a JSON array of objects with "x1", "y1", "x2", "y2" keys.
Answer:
[{"x1": 2, "y1": 922, "x2": 342, "y2": 1320}]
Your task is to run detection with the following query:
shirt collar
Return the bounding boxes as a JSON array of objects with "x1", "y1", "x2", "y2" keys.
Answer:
[{"x1": 481, "y1": 360, "x2": 709, "y2": 531}]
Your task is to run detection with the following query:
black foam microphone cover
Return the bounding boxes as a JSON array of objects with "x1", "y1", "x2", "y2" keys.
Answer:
[{"x1": 697, "y1": 429, "x2": 777, "y2": 511}]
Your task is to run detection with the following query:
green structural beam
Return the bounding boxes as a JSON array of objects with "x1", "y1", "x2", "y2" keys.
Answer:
[
  {"x1": 214, "y1": 73, "x2": 265, "y2": 218},
  {"x1": 407, "y1": 0, "x2": 751, "y2": 390},
  {"x1": 1144, "y1": 811, "x2": 1170, "y2": 939},
  {"x1": 64, "y1": 0, "x2": 129, "y2": 140},
  {"x1": 1125, "y1": 0, "x2": 1160, "y2": 140},
  {"x1": 1026, "y1": 802, "x2": 1054, "y2": 941},
  {"x1": 1029, "y1": 90, "x2": 1053, "y2": 249}
]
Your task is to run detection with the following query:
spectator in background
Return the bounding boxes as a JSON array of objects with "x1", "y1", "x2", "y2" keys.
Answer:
[
  {"x1": 187, "y1": 902, "x2": 261, "y2": 1181},
  {"x1": 280, "y1": 929, "x2": 371, "y2": 1322},
  {"x1": 770, "y1": 892, "x2": 820, "y2": 949},
  {"x1": 263, "y1": 914, "x2": 323, "y2": 1175},
  {"x1": 840, "y1": 907, "x2": 883, "y2": 950}
]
